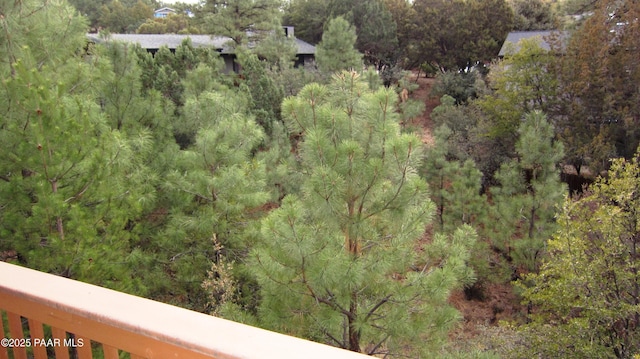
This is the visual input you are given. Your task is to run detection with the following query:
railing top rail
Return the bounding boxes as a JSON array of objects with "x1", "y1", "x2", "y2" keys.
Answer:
[{"x1": 0, "y1": 262, "x2": 372, "y2": 359}]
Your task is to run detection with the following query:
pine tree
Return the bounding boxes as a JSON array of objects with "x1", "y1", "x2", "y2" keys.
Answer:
[
  {"x1": 95, "y1": 42, "x2": 174, "y2": 131},
  {"x1": 0, "y1": 0, "x2": 87, "y2": 79},
  {"x1": 423, "y1": 125, "x2": 498, "y2": 282},
  {"x1": 250, "y1": 72, "x2": 476, "y2": 356},
  {"x1": 199, "y1": 0, "x2": 283, "y2": 46},
  {"x1": 254, "y1": 27, "x2": 298, "y2": 69},
  {"x1": 315, "y1": 17, "x2": 363, "y2": 74},
  {"x1": 236, "y1": 50, "x2": 285, "y2": 136},
  {"x1": 327, "y1": 0, "x2": 399, "y2": 69},
  {"x1": 424, "y1": 125, "x2": 487, "y2": 233},
  {"x1": 255, "y1": 121, "x2": 303, "y2": 203},
  {"x1": 0, "y1": 0, "x2": 157, "y2": 294},
  {"x1": 490, "y1": 111, "x2": 565, "y2": 272},
  {"x1": 135, "y1": 39, "x2": 224, "y2": 110},
  {"x1": 162, "y1": 89, "x2": 270, "y2": 311}
]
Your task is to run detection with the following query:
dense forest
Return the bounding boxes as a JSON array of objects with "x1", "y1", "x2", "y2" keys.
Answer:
[{"x1": 2, "y1": 0, "x2": 640, "y2": 357}]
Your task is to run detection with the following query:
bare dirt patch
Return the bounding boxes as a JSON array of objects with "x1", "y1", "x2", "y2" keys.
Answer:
[
  {"x1": 450, "y1": 283, "x2": 523, "y2": 333},
  {"x1": 406, "y1": 72, "x2": 439, "y2": 146}
]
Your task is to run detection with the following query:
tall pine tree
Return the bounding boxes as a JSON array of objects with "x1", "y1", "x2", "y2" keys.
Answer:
[
  {"x1": 0, "y1": 0, "x2": 157, "y2": 294},
  {"x1": 199, "y1": 0, "x2": 283, "y2": 46},
  {"x1": 315, "y1": 17, "x2": 363, "y2": 74},
  {"x1": 490, "y1": 111, "x2": 565, "y2": 272},
  {"x1": 250, "y1": 72, "x2": 476, "y2": 356},
  {"x1": 161, "y1": 89, "x2": 269, "y2": 311}
]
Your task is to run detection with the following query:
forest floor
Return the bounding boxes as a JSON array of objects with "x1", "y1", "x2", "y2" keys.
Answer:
[
  {"x1": 406, "y1": 72, "x2": 438, "y2": 146},
  {"x1": 407, "y1": 71, "x2": 524, "y2": 348}
]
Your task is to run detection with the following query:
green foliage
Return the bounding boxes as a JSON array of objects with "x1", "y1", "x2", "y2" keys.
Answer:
[
  {"x1": 396, "y1": 98, "x2": 425, "y2": 128},
  {"x1": 236, "y1": 50, "x2": 285, "y2": 136},
  {"x1": 98, "y1": 0, "x2": 153, "y2": 33},
  {"x1": 477, "y1": 38, "x2": 559, "y2": 140},
  {"x1": 0, "y1": 3, "x2": 157, "y2": 294},
  {"x1": 471, "y1": 0, "x2": 639, "y2": 177},
  {"x1": 432, "y1": 96, "x2": 469, "y2": 134},
  {"x1": 253, "y1": 65, "x2": 320, "y2": 203},
  {"x1": 250, "y1": 72, "x2": 476, "y2": 356},
  {"x1": 68, "y1": 0, "x2": 111, "y2": 30},
  {"x1": 176, "y1": 86, "x2": 249, "y2": 147},
  {"x1": 254, "y1": 121, "x2": 302, "y2": 203},
  {"x1": 95, "y1": 42, "x2": 172, "y2": 132},
  {"x1": 429, "y1": 97, "x2": 496, "y2": 169},
  {"x1": 556, "y1": 0, "x2": 640, "y2": 172},
  {"x1": 0, "y1": 0, "x2": 87, "y2": 79},
  {"x1": 560, "y1": 0, "x2": 597, "y2": 16},
  {"x1": 283, "y1": 0, "x2": 329, "y2": 44},
  {"x1": 431, "y1": 71, "x2": 485, "y2": 105},
  {"x1": 383, "y1": 0, "x2": 419, "y2": 68},
  {"x1": 199, "y1": 0, "x2": 283, "y2": 46},
  {"x1": 328, "y1": 0, "x2": 399, "y2": 68},
  {"x1": 489, "y1": 112, "x2": 565, "y2": 272},
  {"x1": 516, "y1": 154, "x2": 640, "y2": 358},
  {"x1": 423, "y1": 126, "x2": 498, "y2": 282},
  {"x1": 266, "y1": 64, "x2": 323, "y2": 98},
  {"x1": 163, "y1": 90, "x2": 269, "y2": 311},
  {"x1": 93, "y1": 40, "x2": 179, "y2": 181},
  {"x1": 182, "y1": 63, "x2": 228, "y2": 99},
  {"x1": 285, "y1": 0, "x2": 399, "y2": 69},
  {"x1": 0, "y1": 0, "x2": 287, "y2": 317},
  {"x1": 0, "y1": 61, "x2": 150, "y2": 293},
  {"x1": 412, "y1": 0, "x2": 513, "y2": 71},
  {"x1": 509, "y1": 0, "x2": 559, "y2": 31},
  {"x1": 254, "y1": 28, "x2": 298, "y2": 69},
  {"x1": 424, "y1": 126, "x2": 487, "y2": 233},
  {"x1": 137, "y1": 14, "x2": 201, "y2": 34},
  {"x1": 392, "y1": 70, "x2": 424, "y2": 125},
  {"x1": 315, "y1": 17, "x2": 363, "y2": 74},
  {"x1": 134, "y1": 38, "x2": 224, "y2": 111},
  {"x1": 463, "y1": 0, "x2": 515, "y2": 66}
]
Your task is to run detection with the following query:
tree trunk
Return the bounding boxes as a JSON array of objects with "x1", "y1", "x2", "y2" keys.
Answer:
[
  {"x1": 347, "y1": 292, "x2": 360, "y2": 352},
  {"x1": 51, "y1": 180, "x2": 65, "y2": 240}
]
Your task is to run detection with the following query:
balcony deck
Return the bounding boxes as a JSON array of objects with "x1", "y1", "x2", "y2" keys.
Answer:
[{"x1": 0, "y1": 261, "x2": 372, "y2": 359}]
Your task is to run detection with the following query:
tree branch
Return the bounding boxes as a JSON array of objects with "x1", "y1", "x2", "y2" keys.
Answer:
[
  {"x1": 367, "y1": 334, "x2": 390, "y2": 356},
  {"x1": 365, "y1": 294, "x2": 392, "y2": 322},
  {"x1": 322, "y1": 329, "x2": 346, "y2": 349}
]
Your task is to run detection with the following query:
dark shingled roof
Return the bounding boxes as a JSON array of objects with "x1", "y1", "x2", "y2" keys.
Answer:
[
  {"x1": 498, "y1": 31, "x2": 569, "y2": 57},
  {"x1": 86, "y1": 33, "x2": 316, "y2": 55},
  {"x1": 294, "y1": 38, "x2": 316, "y2": 55}
]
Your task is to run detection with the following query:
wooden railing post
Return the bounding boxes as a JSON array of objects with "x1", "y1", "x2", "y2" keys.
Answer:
[{"x1": 0, "y1": 312, "x2": 9, "y2": 359}]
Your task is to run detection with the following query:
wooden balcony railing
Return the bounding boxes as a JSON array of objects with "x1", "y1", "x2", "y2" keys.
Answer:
[{"x1": 0, "y1": 261, "x2": 372, "y2": 359}]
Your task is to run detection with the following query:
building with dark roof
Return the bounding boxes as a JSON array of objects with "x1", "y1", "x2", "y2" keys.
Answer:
[
  {"x1": 498, "y1": 31, "x2": 569, "y2": 57},
  {"x1": 86, "y1": 29, "x2": 316, "y2": 73}
]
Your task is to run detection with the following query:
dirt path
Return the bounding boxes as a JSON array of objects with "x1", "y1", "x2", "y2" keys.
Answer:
[
  {"x1": 408, "y1": 72, "x2": 524, "y2": 346},
  {"x1": 407, "y1": 72, "x2": 439, "y2": 146}
]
